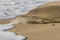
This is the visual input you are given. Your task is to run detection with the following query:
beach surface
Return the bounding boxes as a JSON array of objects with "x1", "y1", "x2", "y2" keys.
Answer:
[{"x1": 7, "y1": 23, "x2": 60, "y2": 40}]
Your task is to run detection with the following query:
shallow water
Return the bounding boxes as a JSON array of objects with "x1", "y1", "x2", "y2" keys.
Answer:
[
  {"x1": 0, "y1": 0, "x2": 59, "y2": 19},
  {"x1": 0, "y1": 30, "x2": 26, "y2": 40},
  {"x1": 0, "y1": 24, "x2": 14, "y2": 31},
  {"x1": 0, "y1": 24, "x2": 26, "y2": 40}
]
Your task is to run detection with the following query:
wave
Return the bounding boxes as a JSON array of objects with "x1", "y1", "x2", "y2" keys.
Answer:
[{"x1": 0, "y1": 0, "x2": 59, "y2": 19}]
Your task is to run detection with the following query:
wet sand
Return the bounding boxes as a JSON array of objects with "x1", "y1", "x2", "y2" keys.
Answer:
[{"x1": 7, "y1": 23, "x2": 60, "y2": 40}]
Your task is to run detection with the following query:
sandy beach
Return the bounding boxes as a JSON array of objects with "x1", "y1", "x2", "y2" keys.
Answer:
[
  {"x1": 7, "y1": 23, "x2": 60, "y2": 40},
  {"x1": 0, "y1": 1, "x2": 60, "y2": 40}
]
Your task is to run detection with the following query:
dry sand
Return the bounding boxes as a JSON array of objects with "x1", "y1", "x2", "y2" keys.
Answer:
[{"x1": 0, "y1": 1, "x2": 60, "y2": 40}]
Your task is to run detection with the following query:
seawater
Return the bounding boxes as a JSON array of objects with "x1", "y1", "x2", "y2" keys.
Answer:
[{"x1": 0, "y1": 0, "x2": 59, "y2": 19}]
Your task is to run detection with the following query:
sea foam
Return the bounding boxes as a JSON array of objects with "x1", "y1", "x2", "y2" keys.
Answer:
[{"x1": 0, "y1": 0, "x2": 59, "y2": 19}]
